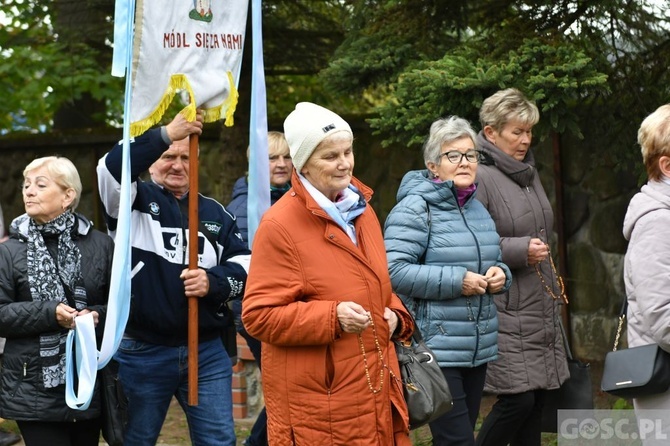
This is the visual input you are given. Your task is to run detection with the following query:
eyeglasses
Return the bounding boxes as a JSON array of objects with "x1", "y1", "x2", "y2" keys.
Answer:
[{"x1": 440, "y1": 150, "x2": 481, "y2": 164}]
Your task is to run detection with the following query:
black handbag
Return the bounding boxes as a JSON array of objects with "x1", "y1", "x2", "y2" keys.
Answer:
[
  {"x1": 393, "y1": 203, "x2": 452, "y2": 429},
  {"x1": 601, "y1": 298, "x2": 670, "y2": 399},
  {"x1": 99, "y1": 359, "x2": 128, "y2": 446},
  {"x1": 395, "y1": 315, "x2": 453, "y2": 430},
  {"x1": 541, "y1": 319, "x2": 594, "y2": 433}
]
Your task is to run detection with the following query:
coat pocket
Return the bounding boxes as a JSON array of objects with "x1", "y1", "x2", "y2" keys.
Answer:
[
  {"x1": 504, "y1": 281, "x2": 520, "y2": 311},
  {"x1": 3, "y1": 356, "x2": 29, "y2": 399},
  {"x1": 325, "y1": 345, "x2": 335, "y2": 390}
]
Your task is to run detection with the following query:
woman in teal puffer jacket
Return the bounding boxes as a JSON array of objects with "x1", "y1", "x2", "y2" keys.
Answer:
[{"x1": 384, "y1": 116, "x2": 511, "y2": 446}]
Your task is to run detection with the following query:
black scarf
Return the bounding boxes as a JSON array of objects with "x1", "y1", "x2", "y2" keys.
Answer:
[{"x1": 27, "y1": 211, "x2": 87, "y2": 388}]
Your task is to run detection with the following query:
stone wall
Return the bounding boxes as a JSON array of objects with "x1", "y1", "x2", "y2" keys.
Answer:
[
  {"x1": 0, "y1": 121, "x2": 634, "y2": 366},
  {"x1": 533, "y1": 133, "x2": 636, "y2": 361},
  {"x1": 0, "y1": 132, "x2": 118, "y2": 230}
]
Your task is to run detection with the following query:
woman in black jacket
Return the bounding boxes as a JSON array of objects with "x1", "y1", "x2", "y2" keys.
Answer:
[{"x1": 0, "y1": 156, "x2": 113, "y2": 446}]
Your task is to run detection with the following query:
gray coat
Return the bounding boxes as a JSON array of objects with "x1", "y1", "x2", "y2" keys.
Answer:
[
  {"x1": 623, "y1": 180, "x2": 670, "y2": 349},
  {"x1": 623, "y1": 180, "x2": 670, "y2": 412},
  {"x1": 384, "y1": 170, "x2": 511, "y2": 368},
  {"x1": 475, "y1": 132, "x2": 569, "y2": 394}
]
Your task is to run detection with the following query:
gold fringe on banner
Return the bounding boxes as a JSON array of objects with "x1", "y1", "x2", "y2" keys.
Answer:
[
  {"x1": 201, "y1": 72, "x2": 239, "y2": 127},
  {"x1": 130, "y1": 71, "x2": 238, "y2": 137}
]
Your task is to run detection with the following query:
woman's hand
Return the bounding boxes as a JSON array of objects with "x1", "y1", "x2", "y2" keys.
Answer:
[
  {"x1": 77, "y1": 309, "x2": 100, "y2": 327},
  {"x1": 528, "y1": 238, "x2": 549, "y2": 265},
  {"x1": 383, "y1": 307, "x2": 398, "y2": 339},
  {"x1": 485, "y1": 266, "x2": 506, "y2": 294},
  {"x1": 462, "y1": 271, "x2": 488, "y2": 296},
  {"x1": 336, "y1": 302, "x2": 371, "y2": 334},
  {"x1": 57, "y1": 303, "x2": 77, "y2": 329}
]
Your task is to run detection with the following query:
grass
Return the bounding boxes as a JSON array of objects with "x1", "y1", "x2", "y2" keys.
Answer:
[{"x1": 0, "y1": 418, "x2": 19, "y2": 435}]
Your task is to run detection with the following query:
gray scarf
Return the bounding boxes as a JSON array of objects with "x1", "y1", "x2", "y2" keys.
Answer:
[
  {"x1": 27, "y1": 211, "x2": 87, "y2": 389},
  {"x1": 475, "y1": 131, "x2": 537, "y2": 188}
]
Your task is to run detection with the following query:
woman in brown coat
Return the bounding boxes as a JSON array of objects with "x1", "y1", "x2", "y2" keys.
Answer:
[
  {"x1": 242, "y1": 102, "x2": 414, "y2": 446},
  {"x1": 473, "y1": 89, "x2": 569, "y2": 446}
]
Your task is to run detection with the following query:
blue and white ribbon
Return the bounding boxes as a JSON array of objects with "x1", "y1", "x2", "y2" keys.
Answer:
[
  {"x1": 111, "y1": 0, "x2": 133, "y2": 77},
  {"x1": 65, "y1": 0, "x2": 135, "y2": 409},
  {"x1": 247, "y1": 0, "x2": 271, "y2": 248}
]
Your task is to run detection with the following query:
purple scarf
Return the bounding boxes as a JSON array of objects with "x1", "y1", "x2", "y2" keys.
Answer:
[
  {"x1": 432, "y1": 177, "x2": 477, "y2": 207},
  {"x1": 457, "y1": 183, "x2": 477, "y2": 207}
]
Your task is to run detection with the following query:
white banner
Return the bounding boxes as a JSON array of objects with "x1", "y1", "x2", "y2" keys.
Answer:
[{"x1": 129, "y1": 0, "x2": 249, "y2": 136}]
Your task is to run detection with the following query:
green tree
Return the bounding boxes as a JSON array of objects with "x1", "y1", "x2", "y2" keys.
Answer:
[
  {"x1": 322, "y1": 0, "x2": 670, "y2": 168},
  {"x1": 0, "y1": 0, "x2": 354, "y2": 134},
  {"x1": 0, "y1": 0, "x2": 360, "y2": 208},
  {"x1": 0, "y1": 0, "x2": 120, "y2": 131}
]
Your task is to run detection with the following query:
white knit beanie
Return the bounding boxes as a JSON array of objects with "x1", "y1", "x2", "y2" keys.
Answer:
[{"x1": 283, "y1": 102, "x2": 353, "y2": 172}]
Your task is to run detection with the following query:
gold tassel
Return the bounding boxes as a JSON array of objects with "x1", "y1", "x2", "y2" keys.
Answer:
[
  {"x1": 224, "y1": 71, "x2": 239, "y2": 127},
  {"x1": 130, "y1": 71, "x2": 238, "y2": 135}
]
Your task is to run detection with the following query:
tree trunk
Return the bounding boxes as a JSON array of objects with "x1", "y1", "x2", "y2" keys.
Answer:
[{"x1": 51, "y1": 0, "x2": 113, "y2": 130}]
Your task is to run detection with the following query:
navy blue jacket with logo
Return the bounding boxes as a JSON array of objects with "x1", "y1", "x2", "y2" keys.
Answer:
[{"x1": 97, "y1": 128, "x2": 251, "y2": 346}]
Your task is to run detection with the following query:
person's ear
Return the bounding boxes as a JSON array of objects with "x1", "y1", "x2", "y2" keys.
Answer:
[
  {"x1": 426, "y1": 162, "x2": 439, "y2": 179},
  {"x1": 62, "y1": 188, "x2": 76, "y2": 210},
  {"x1": 659, "y1": 155, "x2": 670, "y2": 178},
  {"x1": 483, "y1": 125, "x2": 497, "y2": 143}
]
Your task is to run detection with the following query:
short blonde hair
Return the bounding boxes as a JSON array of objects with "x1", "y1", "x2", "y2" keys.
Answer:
[
  {"x1": 245, "y1": 131, "x2": 290, "y2": 159},
  {"x1": 479, "y1": 88, "x2": 540, "y2": 132},
  {"x1": 268, "y1": 131, "x2": 290, "y2": 158},
  {"x1": 24, "y1": 156, "x2": 82, "y2": 211},
  {"x1": 638, "y1": 104, "x2": 670, "y2": 181}
]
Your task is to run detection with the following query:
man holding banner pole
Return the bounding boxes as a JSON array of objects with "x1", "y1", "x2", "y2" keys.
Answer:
[{"x1": 97, "y1": 111, "x2": 251, "y2": 445}]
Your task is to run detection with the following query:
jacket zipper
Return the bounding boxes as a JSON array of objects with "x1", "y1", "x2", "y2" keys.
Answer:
[
  {"x1": 458, "y1": 206, "x2": 483, "y2": 365},
  {"x1": 10, "y1": 362, "x2": 27, "y2": 397}
]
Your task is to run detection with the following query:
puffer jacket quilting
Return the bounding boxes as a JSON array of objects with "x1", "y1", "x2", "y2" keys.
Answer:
[{"x1": 384, "y1": 169, "x2": 511, "y2": 368}]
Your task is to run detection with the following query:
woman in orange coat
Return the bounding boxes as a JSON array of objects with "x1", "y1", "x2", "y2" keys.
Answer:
[{"x1": 242, "y1": 102, "x2": 414, "y2": 446}]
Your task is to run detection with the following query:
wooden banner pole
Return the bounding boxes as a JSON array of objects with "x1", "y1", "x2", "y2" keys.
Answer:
[{"x1": 187, "y1": 133, "x2": 200, "y2": 406}]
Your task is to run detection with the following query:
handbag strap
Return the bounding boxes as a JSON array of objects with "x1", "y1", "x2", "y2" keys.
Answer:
[
  {"x1": 396, "y1": 296, "x2": 426, "y2": 344},
  {"x1": 612, "y1": 297, "x2": 628, "y2": 352},
  {"x1": 418, "y1": 201, "x2": 431, "y2": 264},
  {"x1": 401, "y1": 196, "x2": 431, "y2": 340}
]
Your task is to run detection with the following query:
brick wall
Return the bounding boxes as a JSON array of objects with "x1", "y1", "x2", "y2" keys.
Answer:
[{"x1": 231, "y1": 334, "x2": 262, "y2": 421}]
